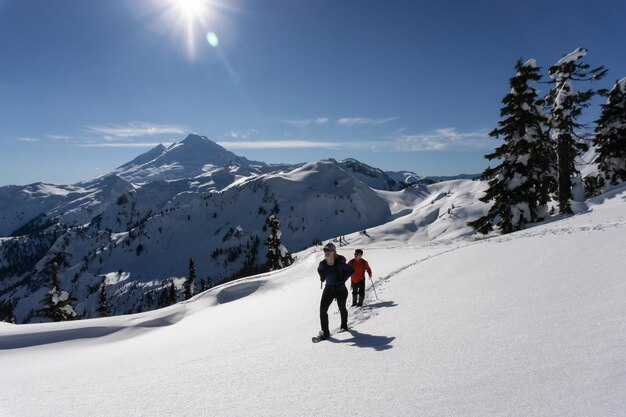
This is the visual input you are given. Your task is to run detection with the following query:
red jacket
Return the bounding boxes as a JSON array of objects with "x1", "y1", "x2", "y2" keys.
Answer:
[{"x1": 348, "y1": 258, "x2": 372, "y2": 284}]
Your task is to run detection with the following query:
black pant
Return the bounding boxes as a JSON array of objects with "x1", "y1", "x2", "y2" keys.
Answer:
[
  {"x1": 320, "y1": 286, "x2": 348, "y2": 335},
  {"x1": 351, "y1": 280, "x2": 365, "y2": 306}
]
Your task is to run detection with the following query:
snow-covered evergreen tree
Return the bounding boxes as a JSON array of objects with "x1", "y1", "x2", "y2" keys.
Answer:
[
  {"x1": 265, "y1": 215, "x2": 293, "y2": 271},
  {"x1": 96, "y1": 278, "x2": 110, "y2": 317},
  {"x1": 594, "y1": 77, "x2": 626, "y2": 187},
  {"x1": 469, "y1": 59, "x2": 555, "y2": 234},
  {"x1": 168, "y1": 280, "x2": 177, "y2": 305},
  {"x1": 184, "y1": 259, "x2": 196, "y2": 300},
  {"x1": 545, "y1": 47, "x2": 607, "y2": 214},
  {"x1": 38, "y1": 262, "x2": 78, "y2": 322}
]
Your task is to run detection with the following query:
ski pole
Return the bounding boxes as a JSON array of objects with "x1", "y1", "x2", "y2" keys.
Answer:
[{"x1": 369, "y1": 275, "x2": 379, "y2": 300}]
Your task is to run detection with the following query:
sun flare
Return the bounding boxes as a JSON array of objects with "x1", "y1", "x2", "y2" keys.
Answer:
[
  {"x1": 174, "y1": 0, "x2": 206, "y2": 18},
  {"x1": 162, "y1": 0, "x2": 215, "y2": 58}
]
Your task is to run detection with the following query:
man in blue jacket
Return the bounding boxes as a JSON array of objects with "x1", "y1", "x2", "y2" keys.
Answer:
[{"x1": 317, "y1": 242, "x2": 355, "y2": 340}]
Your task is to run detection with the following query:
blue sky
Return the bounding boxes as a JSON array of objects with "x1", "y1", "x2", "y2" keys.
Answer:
[{"x1": 1, "y1": 0, "x2": 625, "y2": 185}]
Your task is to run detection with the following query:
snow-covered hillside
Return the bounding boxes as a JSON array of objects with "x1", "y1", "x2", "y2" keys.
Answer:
[
  {"x1": 0, "y1": 175, "x2": 134, "y2": 236},
  {"x1": 1, "y1": 182, "x2": 624, "y2": 417}
]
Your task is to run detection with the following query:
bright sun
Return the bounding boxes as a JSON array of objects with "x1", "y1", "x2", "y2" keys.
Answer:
[
  {"x1": 164, "y1": 0, "x2": 216, "y2": 58},
  {"x1": 175, "y1": 0, "x2": 206, "y2": 18}
]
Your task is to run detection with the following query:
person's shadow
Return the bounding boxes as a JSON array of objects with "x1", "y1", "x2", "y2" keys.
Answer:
[
  {"x1": 364, "y1": 300, "x2": 397, "y2": 309},
  {"x1": 331, "y1": 329, "x2": 395, "y2": 351}
]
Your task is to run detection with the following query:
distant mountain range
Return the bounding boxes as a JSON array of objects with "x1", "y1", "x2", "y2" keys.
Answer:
[{"x1": 0, "y1": 134, "x2": 482, "y2": 323}]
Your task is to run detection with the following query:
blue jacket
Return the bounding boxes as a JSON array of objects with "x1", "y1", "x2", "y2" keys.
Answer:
[{"x1": 318, "y1": 256, "x2": 355, "y2": 291}]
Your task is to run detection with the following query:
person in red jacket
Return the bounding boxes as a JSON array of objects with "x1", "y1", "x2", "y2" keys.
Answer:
[{"x1": 348, "y1": 249, "x2": 372, "y2": 307}]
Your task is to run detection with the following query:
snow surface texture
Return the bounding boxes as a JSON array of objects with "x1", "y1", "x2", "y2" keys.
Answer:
[{"x1": 1, "y1": 183, "x2": 625, "y2": 417}]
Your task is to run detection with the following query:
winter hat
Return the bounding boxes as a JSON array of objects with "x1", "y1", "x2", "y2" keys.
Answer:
[
  {"x1": 323, "y1": 242, "x2": 336, "y2": 252},
  {"x1": 354, "y1": 249, "x2": 363, "y2": 255}
]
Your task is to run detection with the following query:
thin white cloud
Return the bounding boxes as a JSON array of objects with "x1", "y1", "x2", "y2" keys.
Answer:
[
  {"x1": 84, "y1": 122, "x2": 186, "y2": 139},
  {"x1": 280, "y1": 119, "x2": 312, "y2": 127},
  {"x1": 392, "y1": 128, "x2": 492, "y2": 151},
  {"x1": 17, "y1": 137, "x2": 39, "y2": 142},
  {"x1": 78, "y1": 142, "x2": 174, "y2": 148},
  {"x1": 218, "y1": 140, "x2": 337, "y2": 149},
  {"x1": 280, "y1": 118, "x2": 330, "y2": 127},
  {"x1": 227, "y1": 129, "x2": 259, "y2": 139},
  {"x1": 219, "y1": 128, "x2": 490, "y2": 152},
  {"x1": 337, "y1": 117, "x2": 397, "y2": 126},
  {"x1": 70, "y1": 124, "x2": 489, "y2": 153},
  {"x1": 46, "y1": 134, "x2": 73, "y2": 140}
]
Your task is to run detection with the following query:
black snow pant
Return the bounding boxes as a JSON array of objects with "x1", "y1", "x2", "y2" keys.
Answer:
[
  {"x1": 320, "y1": 286, "x2": 348, "y2": 336},
  {"x1": 351, "y1": 280, "x2": 365, "y2": 306}
]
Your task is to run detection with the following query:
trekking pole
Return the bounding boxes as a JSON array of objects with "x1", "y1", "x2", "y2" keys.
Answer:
[{"x1": 369, "y1": 275, "x2": 379, "y2": 300}]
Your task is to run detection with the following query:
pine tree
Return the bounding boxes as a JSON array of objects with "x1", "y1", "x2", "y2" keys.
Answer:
[
  {"x1": 594, "y1": 77, "x2": 626, "y2": 187},
  {"x1": 265, "y1": 215, "x2": 293, "y2": 271},
  {"x1": 168, "y1": 280, "x2": 177, "y2": 305},
  {"x1": 469, "y1": 59, "x2": 555, "y2": 234},
  {"x1": 199, "y1": 278, "x2": 207, "y2": 292},
  {"x1": 38, "y1": 262, "x2": 78, "y2": 322},
  {"x1": 0, "y1": 300, "x2": 16, "y2": 323},
  {"x1": 545, "y1": 47, "x2": 607, "y2": 214},
  {"x1": 96, "y1": 278, "x2": 110, "y2": 317},
  {"x1": 184, "y1": 259, "x2": 196, "y2": 300}
]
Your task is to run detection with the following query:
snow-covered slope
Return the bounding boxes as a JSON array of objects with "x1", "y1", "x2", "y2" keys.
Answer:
[
  {"x1": 338, "y1": 158, "x2": 403, "y2": 190},
  {"x1": 0, "y1": 177, "x2": 132, "y2": 237},
  {"x1": 350, "y1": 179, "x2": 490, "y2": 245},
  {"x1": 1, "y1": 182, "x2": 624, "y2": 417}
]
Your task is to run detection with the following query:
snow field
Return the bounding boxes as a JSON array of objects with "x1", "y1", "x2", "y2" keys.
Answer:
[{"x1": 1, "y1": 184, "x2": 625, "y2": 416}]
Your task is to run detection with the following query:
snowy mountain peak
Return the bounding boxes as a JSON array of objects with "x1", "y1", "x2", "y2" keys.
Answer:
[
  {"x1": 116, "y1": 144, "x2": 168, "y2": 172},
  {"x1": 113, "y1": 134, "x2": 265, "y2": 183},
  {"x1": 180, "y1": 133, "x2": 213, "y2": 145}
]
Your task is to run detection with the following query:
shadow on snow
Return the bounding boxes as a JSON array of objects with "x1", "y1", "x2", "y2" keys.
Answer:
[
  {"x1": 331, "y1": 329, "x2": 395, "y2": 351},
  {"x1": 363, "y1": 300, "x2": 397, "y2": 310},
  {"x1": 0, "y1": 311, "x2": 184, "y2": 350},
  {"x1": 216, "y1": 281, "x2": 263, "y2": 304}
]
